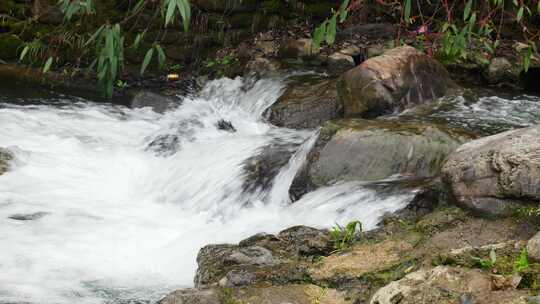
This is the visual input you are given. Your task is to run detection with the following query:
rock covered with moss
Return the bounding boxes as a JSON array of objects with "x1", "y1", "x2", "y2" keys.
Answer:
[
  {"x1": 339, "y1": 46, "x2": 456, "y2": 118},
  {"x1": 442, "y1": 125, "x2": 540, "y2": 217},
  {"x1": 290, "y1": 119, "x2": 473, "y2": 197}
]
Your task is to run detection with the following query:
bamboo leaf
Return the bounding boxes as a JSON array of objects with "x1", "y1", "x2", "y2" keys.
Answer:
[
  {"x1": 338, "y1": 0, "x2": 350, "y2": 23},
  {"x1": 517, "y1": 6, "x2": 524, "y2": 21},
  {"x1": 312, "y1": 20, "x2": 327, "y2": 50},
  {"x1": 404, "y1": 0, "x2": 412, "y2": 24},
  {"x1": 43, "y1": 57, "x2": 53, "y2": 73},
  {"x1": 19, "y1": 46, "x2": 29, "y2": 61},
  {"x1": 140, "y1": 48, "x2": 154, "y2": 75},
  {"x1": 155, "y1": 44, "x2": 166, "y2": 69},
  {"x1": 326, "y1": 14, "x2": 337, "y2": 45},
  {"x1": 165, "y1": 0, "x2": 176, "y2": 26},
  {"x1": 464, "y1": 0, "x2": 473, "y2": 20}
]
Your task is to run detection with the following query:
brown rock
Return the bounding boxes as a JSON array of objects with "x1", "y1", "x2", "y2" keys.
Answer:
[{"x1": 339, "y1": 46, "x2": 455, "y2": 118}]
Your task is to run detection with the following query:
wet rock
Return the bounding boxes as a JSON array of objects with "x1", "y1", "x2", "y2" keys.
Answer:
[
  {"x1": 194, "y1": 244, "x2": 281, "y2": 287},
  {"x1": 370, "y1": 266, "x2": 528, "y2": 304},
  {"x1": 8, "y1": 212, "x2": 49, "y2": 221},
  {"x1": 266, "y1": 75, "x2": 341, "y2": 129},
  {"x1": 485, "y1": 57, "x2": 519, "y2": 85},
  {"x1": 294, "y1": 119, "x2": 471, "y2": 192},
  {"x1": 441, "y1": 125, "x2": 540, "y2": 217},
  {"x1": 129, "y1": 91, "x2": 179, "y2": 113},
  {"x1": 145, "y1": 134, "x2": 180, "y2": 156},
  {"x1": 216, "y1": 119, "x2": 236, "y2": 132},
  {"x1": 527, "y1": 232, "x2": 540, "y2": 262},
  {"x1": 279, "y1": 38, "x2": 317, "y2": 59},
  {"x1": 160, "y1": 284, "x2": 350, "y2": 304},
  {"x1": 0, "y1": 147, "x2": 12, "y2": 175},
  {"x1": 242, "y1": 139, "x2": 301, "y2": 193},
  {"x1": 339, "y1": 46, "x2": 456, "y2": 118}
]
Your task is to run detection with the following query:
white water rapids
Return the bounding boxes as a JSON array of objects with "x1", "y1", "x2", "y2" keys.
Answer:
[{"x1": 0, "y1": 77, "x2": 414, "y2": 304}]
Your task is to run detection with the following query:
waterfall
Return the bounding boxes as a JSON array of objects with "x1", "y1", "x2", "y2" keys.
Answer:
[{"x1": 0, "y1": 76, "x2": 415, "y2": 304}]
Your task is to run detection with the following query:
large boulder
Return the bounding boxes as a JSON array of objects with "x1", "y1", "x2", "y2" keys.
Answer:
[
  {"x1": 291, "y1": 119, "x2": 472, "y2": 197},
  {"x1": 370, "y1": 266, "x2": 528, "y2": 304},
  {"x1": 265, "y1": 75, "x2": 341, "y2": 129},
  {"x1": 0, "y1": 148, "x2": 12, "y2": 175},
  {"x1": 442, "y1": 125, "x2": 540, "y2": 216},
  {"x1": 339, "y1": 46, "x2": 456, "y2": 118}
]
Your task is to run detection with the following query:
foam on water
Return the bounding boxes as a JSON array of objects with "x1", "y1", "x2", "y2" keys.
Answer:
[
  {"x1": 0, "y1": 77, "x2": 414, "y2": 304},
  {"x1": 398, "y1": 93, "x2": 540, "y2": 135}
]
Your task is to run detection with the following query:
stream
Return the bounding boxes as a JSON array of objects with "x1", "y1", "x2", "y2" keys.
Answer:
[{"x1": 0, "y1": 76, "x2": 539, "y2": 304}]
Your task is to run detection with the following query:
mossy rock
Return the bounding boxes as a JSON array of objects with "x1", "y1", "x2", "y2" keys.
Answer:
[{"x1": 0, "y1": 34, "x2": 23, "y2": 60}]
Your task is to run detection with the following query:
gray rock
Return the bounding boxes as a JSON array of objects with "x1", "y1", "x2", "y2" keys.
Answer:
[
  {"x1": 294, "y1": 119, "x2": 471, "y2": 192},
  {"x1": 527, "y1": 232, "x2": 540, "y2": 262},
  {"x1": 277, "y1": 225, "x2": 332, "y2": 257},
  {"x1": 339, "y1": 46, "x2": 456, "y2": 118},
  {"x1": 442, "y1": 125, "x2": 540, "y2": 216},
  {"x1": 194, "y1": 244, "x2": 280, "y2": 287},
  {"x1": 130, "y1": 91, "x2": 179, "y2": 113},
  {"x1": 266, "y1": 75, "x2": 341, "y2": 129},
  {"x1": 528, "y1": 296, "x2": 540, "y2": 304}
]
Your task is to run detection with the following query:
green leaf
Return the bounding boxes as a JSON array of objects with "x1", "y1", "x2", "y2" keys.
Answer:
[
  {"x1": 464, "y1": 0, "x2": 473, "y2": 20},
  {"x1": 404, "y1": 0, "x2": 412, "y2": 24},
  {"x1": 85, "y1": 25, "x2": 105, "y2": 47},
  {"x1": 177, "y1": 0, "x2": 191, "y2": 32},
  {"x1": 155, "y1": 44, "x2": 166, "y2": 69},
  {"x1": 338, "y1": 0, "x2": 350, "y2": 23},
  {"x1": 19, "y1": 46, "x2": 29, "y2": 61},
  {"x1": 140, "y1": 48, "x2": 154, "y2": 75},
  {"x1": 326, "y1": 14, "x2": 337, "y2": 45},
  {"x1": 165, "y1": 0, "x2": 176, "y2": 26},
  {"x1": 43, "y1": 57, "x2": 53, "y2": 73},
  {"x1": 312, "y1": 20, "x2": 327, "y2": 50},
  {"x1": 517, "y1": 6, "x2": 524, "y2": 22},
  {"x1": 132, "y1": 32, "x2": 144, "y2": 50}
]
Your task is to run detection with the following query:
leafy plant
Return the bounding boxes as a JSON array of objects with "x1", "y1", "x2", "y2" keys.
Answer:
[
  {"x1": 88, "y1": 24, "x2": 125, "y2": 98},
  {"x1": 57, "y1": 0, "x2": 95, "y2": 22},
  {"x1": 514, "y1": 248, "x2": 529, "y2": 273},
  {"x1": 312, "y1": 0, "x2": 350, "y2": 50},
  {"x1": 331, "y1": 220, "x2": 362, "y2": 252},
  {"x1": 140, "y1": 44, "x2": 167, "y2": 76},
  {"x1": 472, "y1": 248, "x2": 497, "y2": 270},
  {"x1": 163, "y1": 0, "x2": 191, "y2": 31}
]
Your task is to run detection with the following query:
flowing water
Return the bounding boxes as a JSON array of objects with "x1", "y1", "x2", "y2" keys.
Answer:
[{"x1": 0, "y1": 77, "x2": 416, "y2": 304}]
